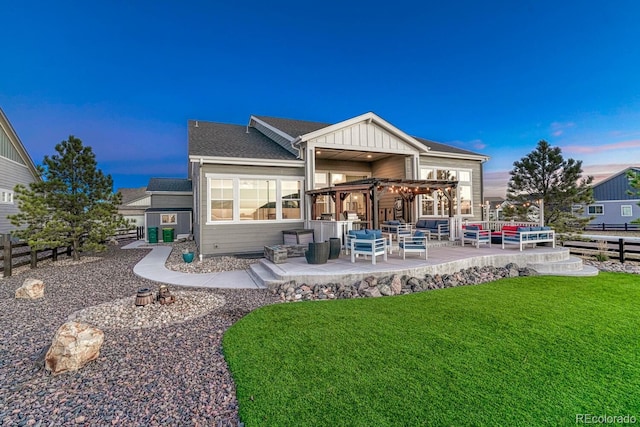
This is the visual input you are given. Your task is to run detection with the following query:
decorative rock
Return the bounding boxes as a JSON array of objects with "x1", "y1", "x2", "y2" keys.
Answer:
[
  {"x1": 15, "y1": 278, "x2": 45, "y2": 299},
  {"x1": 378, "y1": 284, "x2": 392, "y2": 296},
  {"x1": 390, "y1": 275, "x2": 402, "y2": 295},
  {"x1": 45, "y1": 321, "x2": 104, "y2": 375},
  {"x1": 364, "y1": 287, "x2": 382, "y2": 298}
]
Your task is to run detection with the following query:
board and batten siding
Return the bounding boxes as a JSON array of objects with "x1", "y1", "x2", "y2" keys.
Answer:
[
  {"x1": 308, "y1": 121, "x2": 418, "y2": 155},
  {"x1": 198, "y1": 163, "x2": 305, "y2": 255},
  {"x1": 593, "y1": 170, "x2": 639, "y2": 201},
  {"x1": 420, "y1": 156, "x2": 483, "y2": 221},
  {"x1": 0, "y1": 157, "x2": 38, "y2": 234}
]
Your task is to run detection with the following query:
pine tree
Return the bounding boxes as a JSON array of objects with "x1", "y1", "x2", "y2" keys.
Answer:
[
  {"x1": 9, "y1": 136, "x2": 126, "y2": 260},
  {"x1": 506, "y1": 140, "x2": 594, "y2": 233}
]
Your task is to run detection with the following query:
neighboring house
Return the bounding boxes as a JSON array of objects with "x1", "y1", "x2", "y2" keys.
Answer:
[
  {"x1": 189, "y1": 112, "x2": 489, "y2": 256},
  {"x1": 583, "y1": 167, "x2": 640, "y2": 226},
  {"x1": 144, "y1": 178, "x2": 193, "y2": 241},
  {"x1": 117, "y1": 187, "x2": 150, "y2": 228},
  {"x1": 0, "y1": 107, "x2": 41, "y2": 235}
]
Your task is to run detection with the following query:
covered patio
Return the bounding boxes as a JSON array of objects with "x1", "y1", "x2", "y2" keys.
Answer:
[{"x1": 305, "y1": 177, "x2": 459, "y2": 230}]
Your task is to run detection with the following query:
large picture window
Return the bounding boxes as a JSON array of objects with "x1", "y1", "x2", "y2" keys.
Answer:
[
  {"x1": 207, "y1": 175, "x2": 303, "y2": 223},
  {"x1": 419, "y1": 167, "x2": 473, "y2": 216}
]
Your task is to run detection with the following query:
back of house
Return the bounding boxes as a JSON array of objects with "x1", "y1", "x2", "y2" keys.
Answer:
[{"x1": 0, "y1": 108, "x2": 40, "y2": 235}]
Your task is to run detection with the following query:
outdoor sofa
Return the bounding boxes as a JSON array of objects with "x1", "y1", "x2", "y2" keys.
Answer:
[
  {"x1": 415, "y1": 219, "x2": 450, "y2": 240},
  {"x1": 501, "y1": 225, "x2": 555, "y2": 251}
]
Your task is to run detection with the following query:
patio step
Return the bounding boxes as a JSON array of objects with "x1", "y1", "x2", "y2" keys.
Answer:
[
  {"x1": 248, "y1": 262, "x2": 284, "y2": 289},
  {"x1": 528, "y1": 256, "x2": 599, "y2": 277}
]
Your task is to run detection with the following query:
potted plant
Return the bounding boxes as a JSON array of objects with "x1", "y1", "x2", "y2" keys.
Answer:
[{"x1": 182, "y1": 248, "x2": 195, "y2": 263}]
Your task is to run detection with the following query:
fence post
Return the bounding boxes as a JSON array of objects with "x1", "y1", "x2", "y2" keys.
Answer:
[
  {"x1": 619, "y1": 238, "x2": 625, "y2": 263},
  {"x1": 2, "y1": 234, "x2": 11, "y2": 278},
  {"x1": 625, "y1": 223, "x2": 628, "y2": 231},
  {"x1": 52, "y1": 247, "x2": 58, "y2": 262},
  {"x1": 602, "y1": 223, "x2": 605, "y2": 231}
]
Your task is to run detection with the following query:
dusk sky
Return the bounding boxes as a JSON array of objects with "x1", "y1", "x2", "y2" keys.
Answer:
[{"x1": 2, "y1": 1, "x2": 639, "y2": 197}]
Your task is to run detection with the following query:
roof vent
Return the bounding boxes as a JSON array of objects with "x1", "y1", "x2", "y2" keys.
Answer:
[{"x1": 195, "y1": 120, "x2": 199, "y2": 127}]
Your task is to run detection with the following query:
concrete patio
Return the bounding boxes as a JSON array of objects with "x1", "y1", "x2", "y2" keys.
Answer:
[{"x1": 249, "y1": 243, "x2": 598, "y2": 289}]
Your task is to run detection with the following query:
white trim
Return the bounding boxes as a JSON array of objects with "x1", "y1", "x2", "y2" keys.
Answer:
[
  {"x1": 593, "y1": 199, "x2": 640, "y2": 203},
  {"x1": 205, "y1": 173, "x2": 304, "y2": 225},
  {"x1": 621, "y1": 205, "x2": 633, "y2": 217},
  {"x1": 421, "y1": 151, "x2": 489, "y2": 162},
  {"x1": 160, "y1": 213, "x2": 178, "y2": 225},
  {"x1": 294, "y1": 112, "x2": 429, "y2": 154},
  {"x1": 146, "y1": 191, "x2": 193, "y2": 195},
  {"x1": 249, "y1": 116, "x2": 295, "y2": 141},
  {"x1": 189, "y1": 155, "x2": 304, "y2": 167},
  {"x1": 0, "y1": 188, "x2": 14, "y2": 204}
]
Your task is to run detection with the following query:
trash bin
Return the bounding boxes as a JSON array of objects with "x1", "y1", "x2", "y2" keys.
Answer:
[
  {"x1": 148, "y1": 227, "x2": 158, "y2": 244},
  {"x1": 162, "y1": 228, "x2": 174, "y2": 243}
]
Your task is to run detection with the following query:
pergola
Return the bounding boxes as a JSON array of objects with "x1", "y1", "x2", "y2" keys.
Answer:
[{"x1": 305, "y1": 178, "x2": 459, "y2": 229}]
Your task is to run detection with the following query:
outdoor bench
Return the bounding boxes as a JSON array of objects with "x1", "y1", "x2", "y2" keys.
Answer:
[
  {"x1": 415, "y1": 219, "x2": 449, "y2": 240},
  {"x1": 501, "y1": 226, "x2": 555, "y2": 251}
]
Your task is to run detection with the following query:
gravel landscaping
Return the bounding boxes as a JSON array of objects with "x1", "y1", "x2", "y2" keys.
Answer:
[
  {"x1": 0, "y1": 244, "x2": 278, "y2": 426},
  {"x1": 2, "y1": 240, "x2": 639, "y2": 426}
]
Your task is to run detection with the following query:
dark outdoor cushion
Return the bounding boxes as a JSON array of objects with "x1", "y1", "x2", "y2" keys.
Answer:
[
  {"x1": 400, "y1": 242, "x2": 426, "y2": 250},
  {"x1": 465, "y1": 225, "x2": 479, "y2": 231},
  {"x1": 349, "y1": 230, "x2": 368, "y2": 239},
  {"x1": 365, "y1": 229, "x2": 383, "y2": 239},
  {"x1": 414, "y1": 230, "x2": 425, "y2": 237},
  {"x1": 388, "y1": 220, "x2": 400, "y2": 225},
  {"x1": 517, "y1": 227, "x2": 531, "y2": 232},
  {"x1": 415, "y1": 220, "x2": 428, "y2": 229}
]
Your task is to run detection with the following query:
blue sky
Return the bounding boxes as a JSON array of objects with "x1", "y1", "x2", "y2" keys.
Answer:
[{"x1": 2, "y1": 0, "x2": 639, "y2": 196}]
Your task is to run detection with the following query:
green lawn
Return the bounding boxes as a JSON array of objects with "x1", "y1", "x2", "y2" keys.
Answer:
[{"x1": 223, "y1": 273, "x2": 640, "y2": 426}]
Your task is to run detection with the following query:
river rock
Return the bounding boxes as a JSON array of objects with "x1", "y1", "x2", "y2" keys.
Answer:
[
  {"x1": 45, "y1": 322, "x2": 104, "y2": 375},
  {"x1": 15, "y1": 278, "x2": 45, "y2": 299}
]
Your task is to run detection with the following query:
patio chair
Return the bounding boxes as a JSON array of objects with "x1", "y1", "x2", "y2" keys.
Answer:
[
  {"x1": 461, "y1": 225, "x2": 491, "y2": 248},
  {"x1": 350, "y1": 235, "x2": 387, "y2": 264},
  {"x1": 398, "y1": 230, "x2": 429, "y2": 260}
]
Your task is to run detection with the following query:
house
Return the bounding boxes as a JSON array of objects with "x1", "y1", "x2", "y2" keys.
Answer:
[
  {"x1": 583, "y1": 167, "x2": 640, "y2": 226},
  {"x1": 117, "y1": 187, "x2": 150, "y2": 228},
  {"x1": 188, "y1": 112, "x2": 489, "y2": 256},
  {"x1": 144, "y1": 178, "x2": 193, "y2": 241},
  {"x1": 0, "y1": 107, "x2": 41, "y2": 235}
]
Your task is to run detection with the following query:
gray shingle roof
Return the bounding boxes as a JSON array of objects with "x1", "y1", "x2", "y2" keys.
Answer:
[
  {"x1": 117, "y1": 187, "x2": 148, "y2": 204},
  {"x1": 188, "y1": 120, "x2": 298, "y2": 160},
  {"x1": 253, "y1": 116, "x2": 330, "y2": 139},
  {"x1": 146, "y1": 178, "x2": 192, "y2": 192},
  {"x1": 188, "y1": 115, "x2": 486, "y2": 160},
  {"x1": 414, "y1": 137, "x2": 485, "y2": 157}
]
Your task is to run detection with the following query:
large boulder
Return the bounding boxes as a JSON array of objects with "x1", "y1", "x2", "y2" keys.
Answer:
[
  {"x1": 15, "y1": 278, "x2": 44, "y2": 299},
  {"x1": 45, "y1": 322, "x2": 104, "y2": 375}
]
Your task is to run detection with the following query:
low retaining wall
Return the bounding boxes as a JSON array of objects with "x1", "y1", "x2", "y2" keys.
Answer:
[{"x1": 271, "y1": 263, "x2": 538, "y2": 302}]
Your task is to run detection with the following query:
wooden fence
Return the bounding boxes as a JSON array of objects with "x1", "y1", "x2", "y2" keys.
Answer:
[
  {"x1": 562, "y1": 237, "x2": 640, "y2": 263},
  {"x1": 584, "y1": 223, "x2": 640, "y2": 232},
  {"x1": 1, "y1": 227, "x2": 144, "y2": 278},
  {"x1": 1, "y1": 234, "x2": 73, "y2": 278}
]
